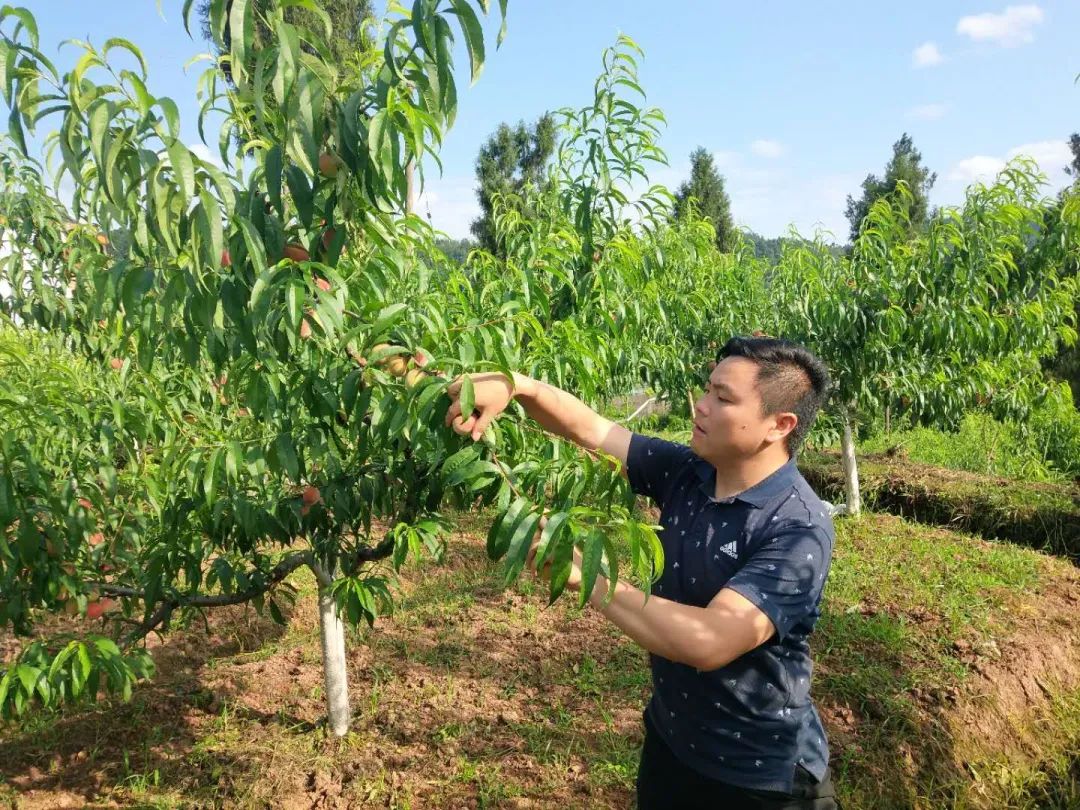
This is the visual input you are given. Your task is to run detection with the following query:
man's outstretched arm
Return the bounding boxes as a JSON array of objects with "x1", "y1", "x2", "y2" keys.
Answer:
[
  {"x1": 445, "y1": 372, "x2": 632, "y2": 474},
  {"x1": 526, "y1": 539, "x2": 777, "y2": 672}
]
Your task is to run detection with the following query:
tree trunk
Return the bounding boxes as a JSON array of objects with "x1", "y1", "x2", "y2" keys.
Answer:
[
  {"x1": 620, "y1": 396, "x2": 656, "y2": 424},
  {"x1": 687, "y1": 388, "x2": 696, "y2": 419},
  {"x1": 318, "y1": 583, "x2": 351, "y2": 737},
  {"x1": 840, "y1": 411, "x2": 861, "y2": 516}
]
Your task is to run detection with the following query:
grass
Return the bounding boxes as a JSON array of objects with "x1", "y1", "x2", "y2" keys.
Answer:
[
  {"x1": 857, "y1": 413, "x2": 1065, "y2": 483},
  {"x1": 1, "y1": 507, "x2": 1079, "y2": 808},
  {"x1": 816, "y1": 513, "x2": 1072, "y2": 808},
  {"x1": 800, "y1": 450, "x2": 1080, "y2": 562}
]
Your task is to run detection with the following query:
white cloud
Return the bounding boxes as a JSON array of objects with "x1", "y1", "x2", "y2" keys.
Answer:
[
  {"x1": 956, "y1": 5, "x2": 1044, "y2": 47},
  {"x1": 1005, "y1": 140, "x2": 1071, "y2": 174},
  {"x1": 912, "y1": 41, "x2": 944, "y2": 68},
  {"x1": 908, "y1": 103, "x2": 949, "y2": 121},
  {"x1": 750, "y1": 139, "x2": 786, "y2": 159},
  {"x1": 947, "y1": 139, "x2": 1070, "y2": 184},
  {"x1": 948, "y1": 155, "x2": 1006, "y2": 183}
]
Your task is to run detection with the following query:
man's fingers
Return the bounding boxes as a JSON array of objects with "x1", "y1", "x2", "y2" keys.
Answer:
[
  {"x1": 470, "y1": 408, "x2": 495, "y2": 441},
  {"x1": 444, "y1": 399, "x2": 462, "y2": 427},
  {"x1": 452, "y1": 414, "x2": 477, "y2": 436},
  {"x1": 526, "y1": 538, "x2": 541, "y2": 569},
  {"x1": 446, "y1": 376, "x2": 463, "y2": 397}
]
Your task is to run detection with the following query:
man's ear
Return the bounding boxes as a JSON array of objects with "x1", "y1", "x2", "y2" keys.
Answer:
[{"x1": 768, "y1": 412, "x2": 798, "y2": 444}]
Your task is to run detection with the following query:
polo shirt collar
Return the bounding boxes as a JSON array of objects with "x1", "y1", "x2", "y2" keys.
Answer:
[{"x1": 692, "y1": 455, "x2": 799, "y2": 507}]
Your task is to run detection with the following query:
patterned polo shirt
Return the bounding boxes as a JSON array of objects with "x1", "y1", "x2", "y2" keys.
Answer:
[{"x1": 626, "y1": 432, "x2": 834, "y2": 794}]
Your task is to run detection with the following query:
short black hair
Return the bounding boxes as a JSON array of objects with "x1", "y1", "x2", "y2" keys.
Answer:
[{"x1": 718, "y1": 336, "x2": 832, "y2": 453}]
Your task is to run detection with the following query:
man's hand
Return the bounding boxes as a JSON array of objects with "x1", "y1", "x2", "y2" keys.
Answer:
[
  {"x1": 445, "y1": 372, "x2": 516, "y2": 442},
  {"x1": 525, "y1": 516, "x2": 584, "y2": 592}
]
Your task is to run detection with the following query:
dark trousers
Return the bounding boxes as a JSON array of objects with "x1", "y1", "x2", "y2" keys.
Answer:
[{"x1": 636, "y1": 714, "x2": 840, "y2": 809}]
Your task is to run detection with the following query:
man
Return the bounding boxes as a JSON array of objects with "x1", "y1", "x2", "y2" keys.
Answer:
[{"x1": 445, "y1": 336, "x2": 839, "y2": 809}]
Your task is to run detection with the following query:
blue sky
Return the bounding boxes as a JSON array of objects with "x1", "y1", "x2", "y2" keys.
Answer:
[{"x1": 8, "y1": 1, "x2": 1079, "y2": 240}]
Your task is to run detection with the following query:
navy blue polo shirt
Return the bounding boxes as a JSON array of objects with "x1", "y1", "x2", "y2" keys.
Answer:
[{"x1": 626, "y1": 432, "x2": 834, "y2": 794}]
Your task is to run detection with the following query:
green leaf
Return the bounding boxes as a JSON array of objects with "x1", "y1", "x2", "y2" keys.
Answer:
[
  {"x1": 197, "y1": 189, "x2": 224, "y2": 273},
  {"x1": 264, "y1": 144, "x2": 283, "y2": 216},
  {"x1": 16, "y1": 664, "x2": 40, "y2": 699},
  {"x1": 369, "y1": 302, "x2": 408, "y2": 339},
  {"x1": 181, "y1": 0, "x2": 198, "y2": 36},
  {"x1": 7, "y1": 104, "x2": 26, "y2": 155},
  {"x1": 88, "y1": 100, "x2": 110, "y2": 167},
  {"x1": 449, "y1": 0, "x2": 486, "y2": 85},
  {"x1": 269, "y1": 598, "x2": 286, "y2": 625},
  {"x1": 157, "y1": 97, "x2": 180, "y2": 140},
  {"x1": 578, "y1": 529, "x2": 604, "y2": 607},
  {"x1": 167, "y1": 138, "x2": 196, "y2": 200},
  {"x1": 487, "y1": 496, "x2": 526, "y2": 560},
  {"x1": 503, "y1": 508, "x2": 542, "y2": 585},
  {"x1": 204, "y1": 447, "x2": 222, "y2": 507},
  {"x1": 285, "y1": 164, "x2": 313, "y2": 228},
  {"x1": 121, "y1": 267, "x2": 155, "y2": 315},
  {"x1": 0, "y1": 668, "x2": 13, "y2": 713},
  {"x1": 227, "y1": 0, "x2": 251, "y2": 82},
  {"x1": 2, "y1": 6, "x2": 39, "y2": 50},
  {"x1": 237, "y1": 217, "x2": 267, "y2": 273},
  {"x1": 601, "y1": 534, "x2": 619, "y2": 604},
  {"x1": 533, "y1": 510, "x2": 570, "y2": 570},
  {"x1": 274, "y1": 433, "x2": 300, "y2": 481},
  {"x1": 225, "y1": 441, "x2": 242, "y2": 483},
  {"x1": 0, "y1": 40, "x2": 14, "y2": 106},
  {"x1": 459, "y1": 375, "x2": 475, "y2": 419},
  {"x1": 103, "y1": 37, "x2": 148, "y2": 78},
  {"x1": 441, "y1": 444, "x2": 478, "y2": 478},
  {"x1": 547, "y1": 531, "x2": 574, "y2": 605},
  {"x1": 295, "y1": 73, "x2": 322, "y2": 173},
  {"x1": 272, "y1": 20, "x2": 299, "y2": 106},
  {"x1": 445, "y1": 459, "x2": 500, "y2": 487},
  {"x1": 411, "y1": 0, "x2": 437, "y2": 58},
  {"x1": 496, "y1": 0, "x2": 508, "y2": 47},
  {"x1": 286, "y1": 280, "x2": 303, "y2": 333}
]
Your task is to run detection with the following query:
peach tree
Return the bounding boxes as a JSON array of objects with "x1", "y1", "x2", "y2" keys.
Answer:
[
  {"x1": 475, "y1": 37, "x2": 770, "y2": 422},
  {"x1": 0, "y1": 1, "x2": 679, "y2": 736},
  {"x1": 772, "y1": 171, "x2": 1079, "y2": 514}
]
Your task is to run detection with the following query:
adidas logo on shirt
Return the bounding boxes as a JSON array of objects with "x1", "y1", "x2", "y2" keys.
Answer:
[{"x1": 717, "y1": 540, "x2": 738, "y2": 559}]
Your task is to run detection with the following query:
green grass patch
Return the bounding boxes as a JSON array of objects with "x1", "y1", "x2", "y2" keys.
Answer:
[
  {"x1": 817, "y1": 512, "x2": 1080, "y2": 808},
  {"x1": 859, "y1": 412, "x2": 1066, "y2": 482},
  {"x1": 801, "y1": 450, "x2": 1080, "y2": 562}
]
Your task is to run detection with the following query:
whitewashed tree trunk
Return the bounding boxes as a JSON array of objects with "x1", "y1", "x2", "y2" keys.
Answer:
[
  {"x1": 620, "y1": 396, "x2": 656, "y2": 424},
  {"x1": 316, "y1": 579, "x2": 350, "y2": 736},
  {"x1": 840, "y1": 410, "x2": 861, "y2": 516}
]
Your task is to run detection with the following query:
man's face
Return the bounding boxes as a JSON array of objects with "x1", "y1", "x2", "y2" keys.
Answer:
[{"x1": 690, "y1": 356, "x2": 793, "y2": 463}]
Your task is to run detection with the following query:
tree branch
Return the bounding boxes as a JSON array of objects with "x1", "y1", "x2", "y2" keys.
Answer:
[
  {"x1": 95, "y1": 551, "x2": 314, "y2": 649},
  {"x1": 340, "y1": 537, "x2": 394, "y2": 575}
]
